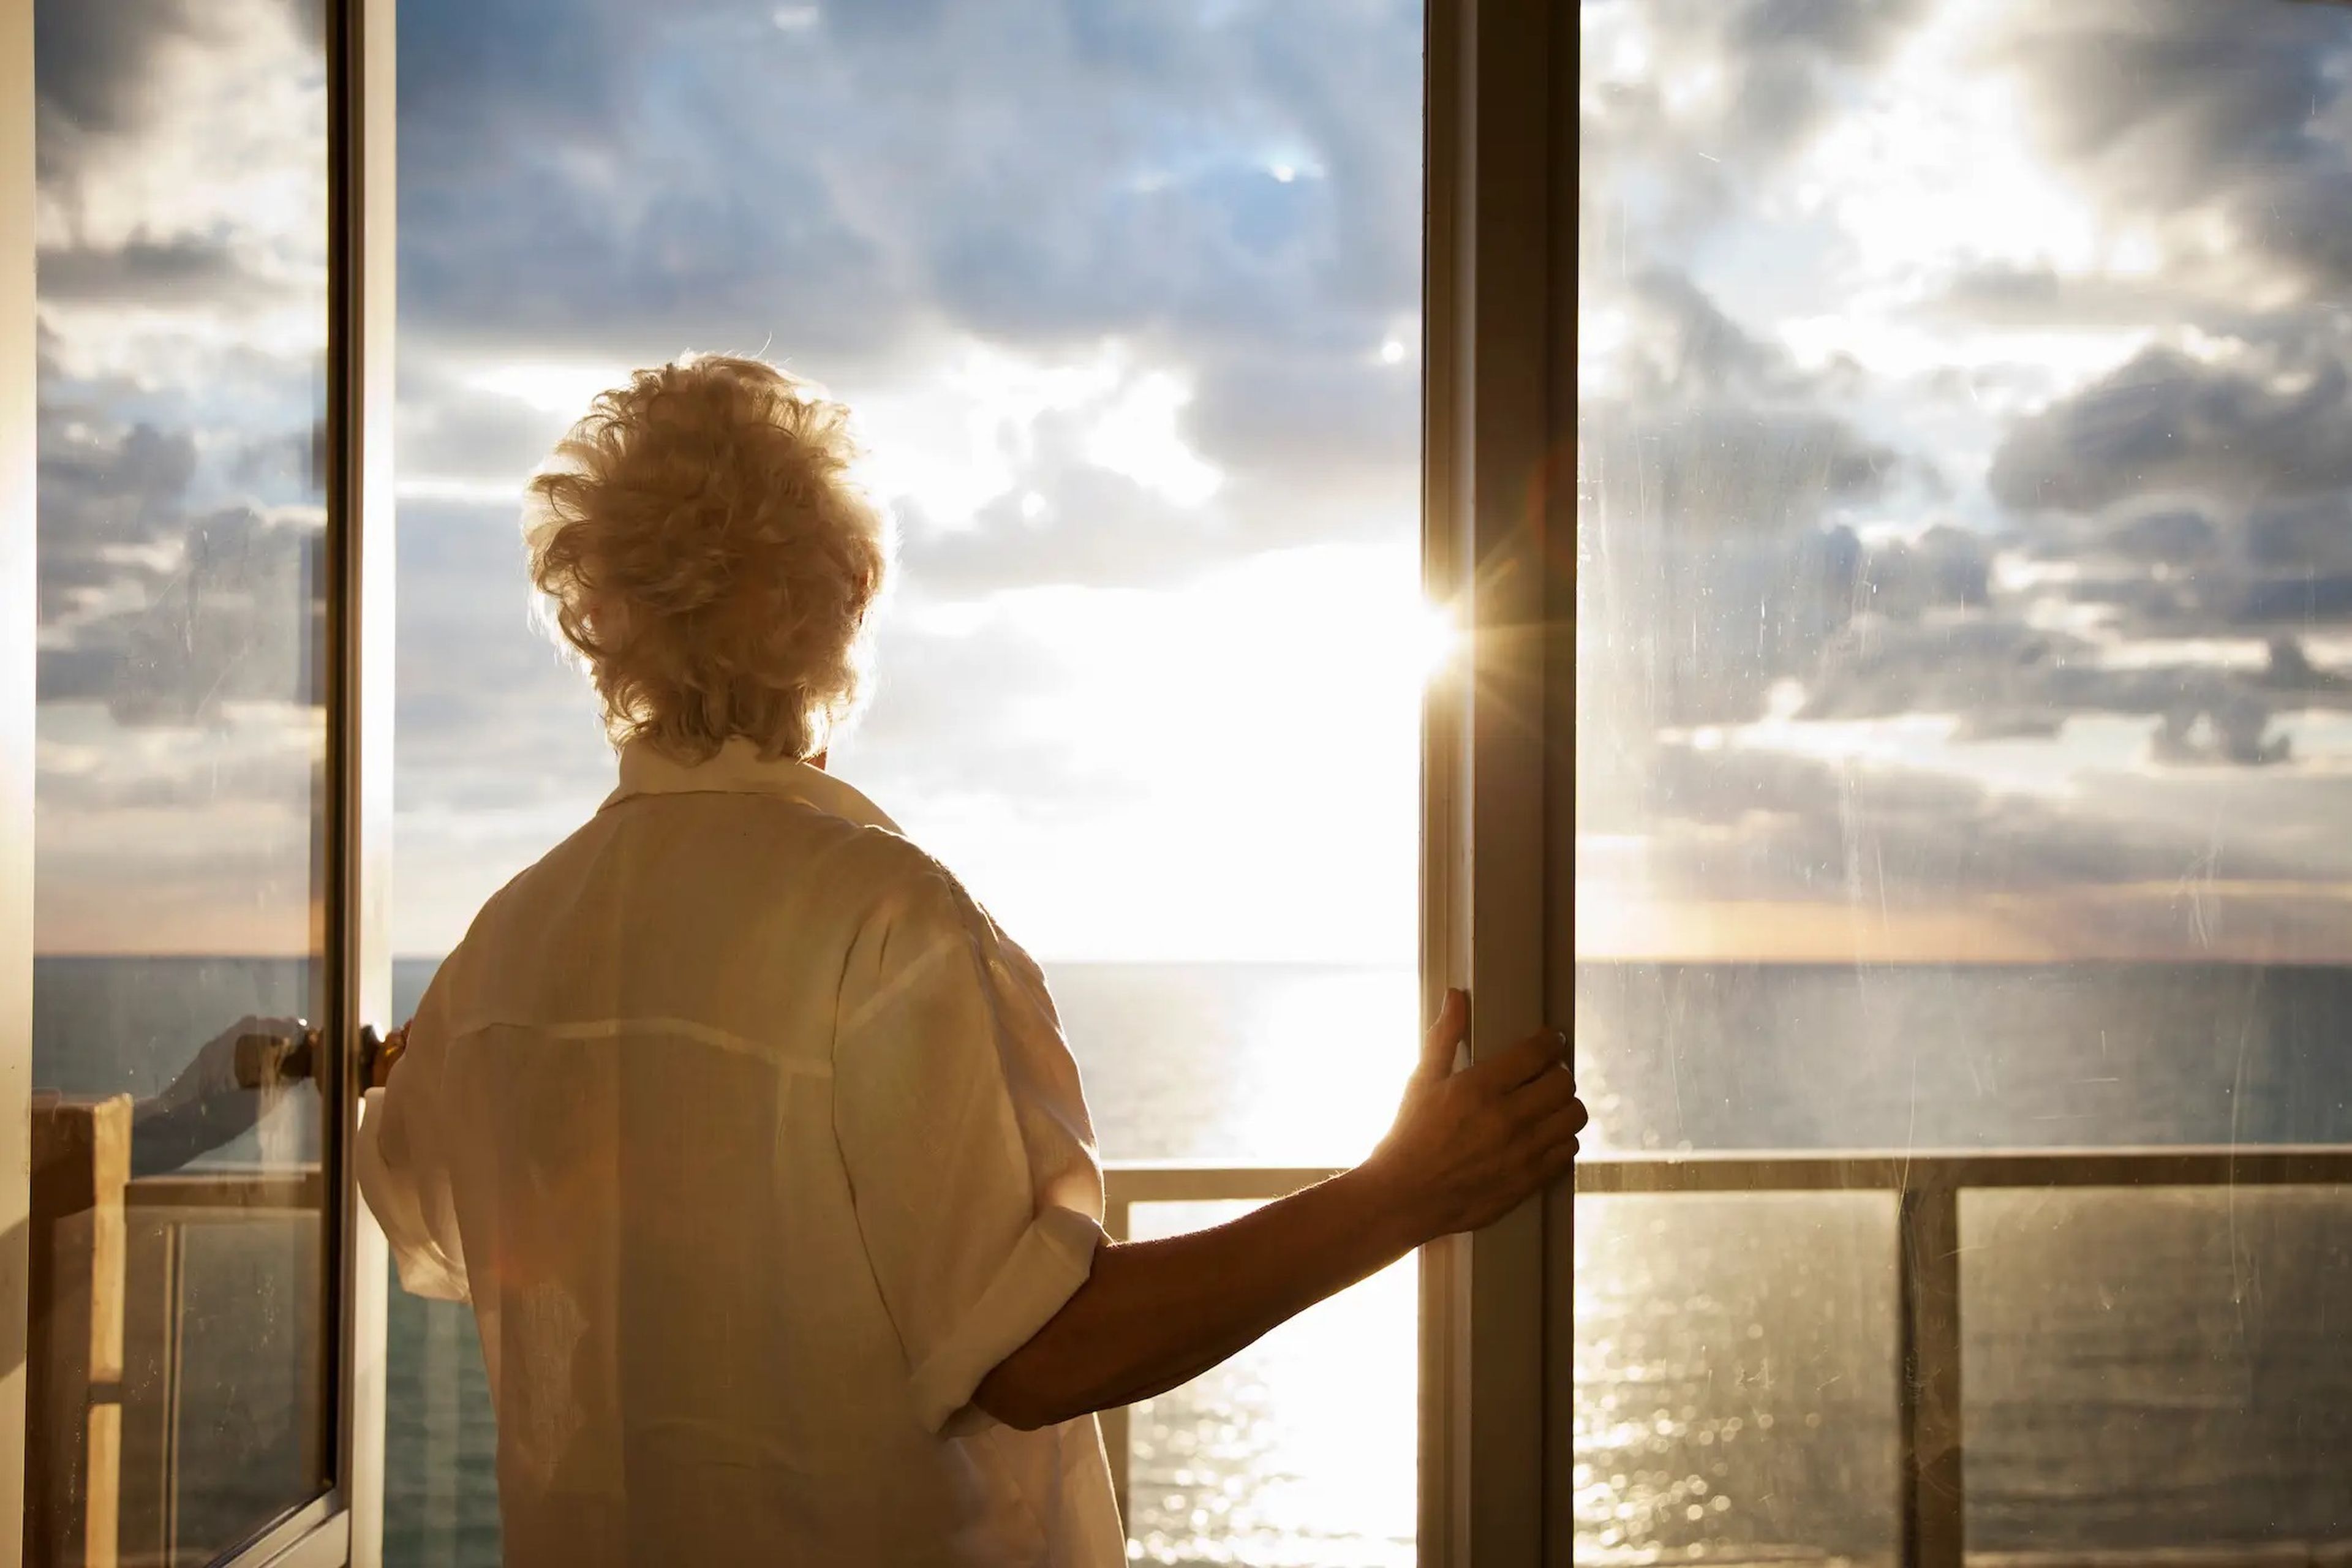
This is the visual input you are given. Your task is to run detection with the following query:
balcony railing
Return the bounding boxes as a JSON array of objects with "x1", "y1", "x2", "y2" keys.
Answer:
[
  {"x1": 1110, "y1": 1148, "x2": 2352, "y2": 1568},
  {"x1": 39, "y1": 1134, "x2": 2352, "y2": 1565},
  {"x1": 27, "y1": 1091, "x2": 325, "y2": 1568}
]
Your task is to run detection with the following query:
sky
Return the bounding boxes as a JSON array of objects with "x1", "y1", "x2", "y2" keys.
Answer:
[
  {"x1": 50, "y1": 1, "x2": 2352, "y2": 971},
  {"x1": 1579, "y1": 0, "x2": 2352, "y2": 964},
  {"x1": 31, "y1": 0, "x2": 1430, "y2": 963}
]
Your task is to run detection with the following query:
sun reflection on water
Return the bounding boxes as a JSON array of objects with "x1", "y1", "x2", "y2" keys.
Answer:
[{"x1": 1127, "y1": 1200, "x2": 1418, "y2": 1568}]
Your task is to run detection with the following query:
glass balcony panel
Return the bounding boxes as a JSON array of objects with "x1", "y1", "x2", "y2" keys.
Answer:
[{"x1": 1573, "y1": 1191, "x2": 1901, "y2": 1567}]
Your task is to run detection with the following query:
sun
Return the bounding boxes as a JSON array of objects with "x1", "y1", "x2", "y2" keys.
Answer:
[{"x1": 1409, "y1": 598, "x2": 1463, "y2": 683}]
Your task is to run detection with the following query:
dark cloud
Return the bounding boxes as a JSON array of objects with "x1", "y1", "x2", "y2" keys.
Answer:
[
  {"x1": 397, "y1": 0, "x2": 1419, "y2": 366},
  {"x1": 1795, "y1": 613, "x2": 2352, "y2": 767},
  {"x1": 35, "y1": 236, "x2": 274, "y2": 307},
  {"x1": 1575, "y1": 265, "x2": 1959, "y2": 741},
  {"x1": 393, "y1": 0, "x2": 1428, "y2": 603},
  {"x1": 396, "y1": 0, "x2": 720, "y2": 162},
  {"x1": 1978, "y1": 330, "x2": 2352, "y2": 644},
  {"x1": 35, "y1": 0, "x2": 324, "y2": 191},
  {"x1": 39, "y1": 503, "x2": 324, "y2": 725},
  {"x1": 2103, "y1": 506, "x2": 2219, "y2": 567},
  {"x1": 1580, "y1": 267, "x2": 1909, "y2": 545},
  {"x1": 34, "y1": 0, "x2": 203, "y2": 142},
  {"x1": 2000, "y1": 2, "x2": 2351, "y2": 218},
  {"x1": 1643, "y1": 728, "x2": 2352, "y2": 915},
  {"x1": 37, "y1": 381, "x2": 325, "y2": 726},
  {"x1": 1991, "y1": 344, "x2": 2352, "y2": 514},
  {"x1": 2002, "y1": 2, "x2": 2340, "y2": 192}
]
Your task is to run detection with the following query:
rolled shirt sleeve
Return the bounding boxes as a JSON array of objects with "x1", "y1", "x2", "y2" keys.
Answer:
[
  {"x1": 832, "y1": 853, "x2": 1106, "y2": 1438},
  {"x1": 356, "y1": 979, "x2": 472, "y2": 1304}
]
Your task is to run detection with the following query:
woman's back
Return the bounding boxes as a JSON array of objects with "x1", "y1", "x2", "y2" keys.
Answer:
[{"x1": 359, "y1": 741, "x2": 1123, "y2": 1566}]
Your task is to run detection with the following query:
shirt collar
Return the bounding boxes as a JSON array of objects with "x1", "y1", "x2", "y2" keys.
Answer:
[{"x1": 601, "y1": 737, "x2": 902, "y2": 833}]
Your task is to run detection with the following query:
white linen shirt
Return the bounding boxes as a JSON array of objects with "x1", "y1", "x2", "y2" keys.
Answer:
[{"x1": 356, "y1": 739, "x2": 1124, "y2": 1567}]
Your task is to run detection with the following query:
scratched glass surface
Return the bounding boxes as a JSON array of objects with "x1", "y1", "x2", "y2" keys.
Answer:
[
  {"x1": 29, "y1": 0, "x2": 336, "y2": 1558},
  {"x1": 1579, "y1": 0, "x2": 2352, "y2": 1560},
  {"x1": 1572, "y1": 1195, "x2": 1899, "y2": 1566}
]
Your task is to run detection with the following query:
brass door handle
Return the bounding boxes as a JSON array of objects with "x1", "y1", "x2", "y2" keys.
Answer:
[{"x1": 358, "y1": 1023, "x2": 390, "y2": 1088}]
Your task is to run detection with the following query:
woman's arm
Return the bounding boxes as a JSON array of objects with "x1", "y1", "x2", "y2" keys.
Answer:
[{"x1": 974, "y1": 991, "x2": 1584, "y2": 1431}]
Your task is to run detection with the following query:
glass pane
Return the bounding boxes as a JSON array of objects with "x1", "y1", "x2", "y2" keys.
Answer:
[
  {"x1": 1964, "y1": 1186, "x2": 2352, "y2": 1555},
  {"x1": 390, "y1": 3, "x2": 1426, "y2": 1562},
  {"x1": 1573, "y1": 1194, "x2": 1899, "y2": 1566},
  {"x1": 1578, "y1": 0, "x2": 2352, "y2": 1559},
  {"x1": 1126, "y1": 1201, "x2": 1416, "y2": 1568},
  {"x1": 30, "y1": 0, "x2": 334, "y2": 1559}
]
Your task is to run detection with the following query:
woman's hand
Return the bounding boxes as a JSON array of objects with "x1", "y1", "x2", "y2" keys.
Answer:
[
  {"x1": 365, "y1": 983, "x2": 1567, "y2": 1439},
  {"x1": 371, "y1": 1023, "x2": 409, "y2": 1090},
  {"x1": 1359, "y1": 989, "x2": 1585, "y2": 1242},
  {"x1": 974, "y1": 989, "x2": 1586, "y2": 1430}
]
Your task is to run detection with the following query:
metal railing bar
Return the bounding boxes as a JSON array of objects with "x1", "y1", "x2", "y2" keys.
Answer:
[
  {"x1": 1898, "y1": 1181, "x2": 1964, "y2": 1568},
  {"x1": 1102, "y1": 1164, "x2": 1346, "y2": 1206},
  {"x1": 1574, "y1": 1147, "x2": 2352, "y2": 1194},
  {"x1": 124, "y1": 1170, "x2": 326, "y2": 1212},
  {"x1": 1101, "y1": 1193, "x2": 1133, "y2": 1529}
]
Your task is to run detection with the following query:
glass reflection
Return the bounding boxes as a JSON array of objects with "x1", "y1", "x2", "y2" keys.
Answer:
[
  {"x1": 31, "y1": 0, "x2": 333, "y2": 1559},
  {"x1": 1579, "y1": 0, "x2": 2352, "y2": 1560}
]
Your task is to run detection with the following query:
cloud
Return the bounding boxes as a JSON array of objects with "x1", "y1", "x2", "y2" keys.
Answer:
[
  {"x1": 1997, "y1": 1, "x2": 2352, "y2": 236},
  {"x1": 1580, "y1": 268, "x2": 1917, "y2": 549},
  {"x1": 1640, "y1": 728, "x2": 2352, "y2": 915},
  {"x1": 1796, "y1": 614, "x2": 2352, "y2": 762},
  {"x1": 1978, "y1": 329, "x2": 2352, "y2": 644},
  {"x1": 35, "y1": 235, "x2": 275, "y2": 307},
  {"x1": 392, "y1": 499, "x2": 611, "y2": 816},
  {"x1": 1578, "y1": 0, "x2": 1937, "y2": 252},
  {"x1": 396, "y1": 0, "x2": 1419, "y2": 362},
  {"x1": 1990, "y1": 342, "x2": 2352, "y2": 515},
  {"x1": 37, "y1": 360, "x2": 326, "y2": 725},
  {"x1": 1575, "y1": 268, "x2": 1950, "y2": 736},
  {"x1": 34, "y1": 0, "x2": 206, "y2": 144}
]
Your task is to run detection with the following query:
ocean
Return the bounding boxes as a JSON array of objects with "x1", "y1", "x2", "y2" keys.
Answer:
[
  {"x1": 1573, "y1": 964, "x2": 2352, "y2": 1564},
  {"x1": 32, "y1": 956, "x2": 2352, "y2": 1565}
]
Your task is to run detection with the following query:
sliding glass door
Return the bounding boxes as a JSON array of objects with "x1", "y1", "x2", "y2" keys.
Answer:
[
  {"x1": 10, "y1": 0, "x2": 393, "y2": 1562},
  {"x1": 1576, "y1": 2, "x2": 2352, "y2": 1564}
]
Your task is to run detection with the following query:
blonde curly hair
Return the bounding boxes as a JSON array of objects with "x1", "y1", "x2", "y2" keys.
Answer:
[{"x1": 524, "y1": 354, "x2": 891, "y2": 764}]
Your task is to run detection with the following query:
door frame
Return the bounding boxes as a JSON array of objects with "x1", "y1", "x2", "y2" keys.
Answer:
[
  {"x1": 0, "y1": 0, "x2": 396, "y2": 1562},
  {"x1": 2, "y1": 0, "x2": 39, "y2": 1558},
  {"x1": 214, "y1": 0, "x2": 398, "y2": 1562},
  {"x1": 1419, "y1": 1, "x2": 1562, "y2": 1564}
]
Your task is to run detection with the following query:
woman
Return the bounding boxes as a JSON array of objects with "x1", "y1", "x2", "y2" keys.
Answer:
[{"x1": 357, "y1": 353, "x2": 1586, "y2": 1567}]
